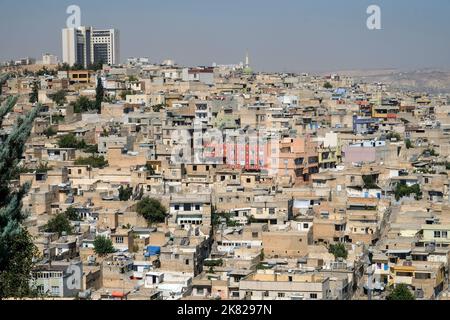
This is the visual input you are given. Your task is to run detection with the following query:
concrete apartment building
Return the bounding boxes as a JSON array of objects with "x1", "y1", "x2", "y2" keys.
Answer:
[
  {"x1": 62, "y1": 26, "x2": 120, "y2": 67},
  {"x1": 239, "y1": 270, "x2": 331, "y2": 300}
]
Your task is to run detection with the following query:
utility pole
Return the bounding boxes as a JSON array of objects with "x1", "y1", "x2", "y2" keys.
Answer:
[{"x1": 367, "y1": 265, "x2": 373, "y2": 301}]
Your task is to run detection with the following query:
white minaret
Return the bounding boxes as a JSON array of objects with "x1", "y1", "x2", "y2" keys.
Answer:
[{"x1": 245, "y1": 51, "x2": 250, "y2": 68}]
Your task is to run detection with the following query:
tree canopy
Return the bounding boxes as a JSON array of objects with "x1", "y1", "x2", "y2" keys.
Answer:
[
  {"x1": 48, "y1": 90, "x2": 67, "y2": 106},
  {"x1": 386, "y1": 284, "x2": 415, "y2": 300},
  {"x1": 324, "y1": 81, "x2": 333, "y2": 89},
  {"x1": 64, "y1": 207, "x2": 80, "y2": 221},
  {"x1": 0, "y1": 102, "x2": 41, "y2": 298},
  {"x1": 136, "y1": 197, "x2": 167, "y2": 225},
  {"x1": 119, "y1": 185, "x2": 133, "y2": 201},
  {"x1": 74, "y1": 155, "x2": 108, "y2": 168},
  {"x1": 329, "y1": 243, "x2": 348, "y2": 260},
  {"x1": 71, "y1": 96, "x2": 96, "y2": 113},
  {"x1": 394, "y1": 183, "x2": 422, "y2": 201},
  {"x1": 93, "y1": 236, "x2": 115, "y2": 257},
  {"x1": 57, "y1": 133, "x2": 87, "y2": 149},
  {"x1": 44, "y1": 213, "x2": 73, "y2": 237}
]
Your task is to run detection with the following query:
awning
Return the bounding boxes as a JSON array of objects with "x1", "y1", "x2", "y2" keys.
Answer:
[{"x1": 111, "y1": 291, "x2": 126, "y2": 298}]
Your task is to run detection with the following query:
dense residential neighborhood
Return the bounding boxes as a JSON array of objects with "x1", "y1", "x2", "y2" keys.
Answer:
[{"x1": 1, "y1": 19, "x2": 450, "y2": 301}]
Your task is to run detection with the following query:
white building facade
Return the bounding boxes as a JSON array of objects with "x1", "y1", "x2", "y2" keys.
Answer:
[{"x1": 62, "y1": 26, "x2": 120, "y2": 68}]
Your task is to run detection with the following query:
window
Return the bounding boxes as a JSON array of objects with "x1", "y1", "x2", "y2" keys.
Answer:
[
  {"x1": 246, "y1": 178, "x2": 251, "y2": 183},
  {"x1": 174, "y1": 205, "x2": 180, "y2": 210},
  {"x1": 51, "y1": 286, "x2": 60, "y2": 296},
  {"x1": 263, "y1": 291, "x2": 269, "y2": 297},
  {"x1": 37, "y1": 285, "x2": 44, "y2": 294},
  {"x1": 278, "y1": 293, "x2": 285, "y2": 298},
  {"x1": 303, "y1": 223, "x2": 309, "y2": 229},
  {"x1": 269, "y1": 208, "x2": 275, "y2": 215},
  {"x1": 193, "y1": 165, "x2": 197, "y2": 171},
  {"x1": 78, "y1": 169, "x2": 82, "y2": 174},
  {"x1": 310, "y1": 293, "x2": 318, "y2": 299},
  {"x1": 195, "y1": 205, "x2": 200, "y2": 210},
  {"x1": 184, "y1": 204, "x2": 192, "y2": 211},
  {"x1": 115, "y1": 236, "x2": 124, "y2": 244},
  {"x1": 252, "y1": 232, "x2": 258, "y2": 238},
  {"x1": 185, "y1": 259, "x2": 190, "y2": 265},
  {"x1": 434, "y1": 231, "x2": 441, "y2": 238},
  {"x1": 197, "y1": 288, "x2": 204, "y2": 295},
  {"x1": 396, "y1": 272, "x2": 413, "y2": 277},
  {"x1": 443, "y1": 231, "x2": 448, "y2": 238},
  {"x1": 415, "y1": 272, "x2": 431, "y2": 280}
]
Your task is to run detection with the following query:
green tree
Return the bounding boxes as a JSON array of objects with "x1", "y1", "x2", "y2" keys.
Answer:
[
  {"x1": 0, "y1": 229, "x2": 40, "y2": 298},
  {"x1": 93, "y1": 236, "x2": 115, "y2": 257},
  {"x1": 136, "y1": 197, "x2": 167, "y2": 225},
  {"x1": 324, "y1": 81, "x2": 333, "y2": 89},
  {"x1": 0, "y1": 73, "x2": 9, "y2": 96},
  {"x1": 74, "y1": 155, "x2": 108, "y2": 168},
  {"x1": 44, "y1": 213, "x2": 73, "y2": 236},
  {"x1": 329, "y1": 243, "x2": 348, "y2": 260},
  {"x1": 386, "y1": 284, "x2": 415, "y2": 300},
  {"x1": 29, "y1": 80, "x2": 39, "y2": 104},
  {"x1": 119, "y1": 185, "x2": 133, "y2": 201},
  {"x1": 204, "y1": 259, "x2": 223, "y2": 267},
  {"x1": 386, "y1": 132, "x2": 401, "y2": 141},
  {"x1": 83, "y1": 144, "x2": 98, "y2": 155},
  {"x1": 0, "y1": 96, "x2": 19, "y2": 127},
  {"x1": 152, "y1": 104, "x2": 166, "y2": 112},
  {"x1": 64, "y1": 207, "x2": 80, "y2": 221},
  {"x1": 394, "y1": 183, "x2": 422, "y2": 201},
  {"x1": 71, "y1": 63, "x2": 85, "y2": 71},
  {"x1": 49, "y1": 90, "x2": 67, "y2": 106},
  {"x1": 362, "y1": 175, "x2": 378, "y2": 189},
  {"x1": 71, "y1": 96, "x2": 96, "y2": 113},
  {"x1": 35, "y1": 162, "x2": 53, "y2": 173},
  {"x1": 44, "y1": 126, "x2": 57, "y2": 138},
  {"x1": 58, "y1": 63, "x2": 70, "y2": 71},
  {"x1": 0, "y1": 102, "x2": 42, "y2": 298},
  {"x1": 57, "y1": 133, "x2": 86, "y2": 149},
  {"x1": 36, "y1": 67, "x2": 56, "y2": 77},
  {"x1": 88, "y1": 61, "x2": 104, "y2": 72},
  {"x1": 405, "y1": 139, "x2": 413, "y2": 149},
  {"x1": 95, "y1": 76, "x2": 104, "y2": 113}
]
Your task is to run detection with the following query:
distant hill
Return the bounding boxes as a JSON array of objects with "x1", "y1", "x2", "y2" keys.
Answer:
[{"x1": 333, "y1": 69, "x2": 450, "y2": 94}]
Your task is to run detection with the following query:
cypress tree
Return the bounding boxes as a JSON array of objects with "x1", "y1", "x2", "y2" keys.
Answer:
[
  {"x1": 95, "y1": 76, "x2": 104, "y2": 113},
  {"x1": 0, "y1": 101, "x2": 42, "y2": 298},
  {"x1": 0, "y1": 96, "x2": 19, "y2": 127}
]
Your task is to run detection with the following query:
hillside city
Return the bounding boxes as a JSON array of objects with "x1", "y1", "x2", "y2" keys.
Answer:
[{"x1": 1, "y1": 25, "x2": 450, "y2": 301}]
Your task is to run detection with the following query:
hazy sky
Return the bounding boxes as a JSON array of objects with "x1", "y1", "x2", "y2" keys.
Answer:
[{"x1": 1, "y1": 0, "x2": 450, "y2": 72}]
